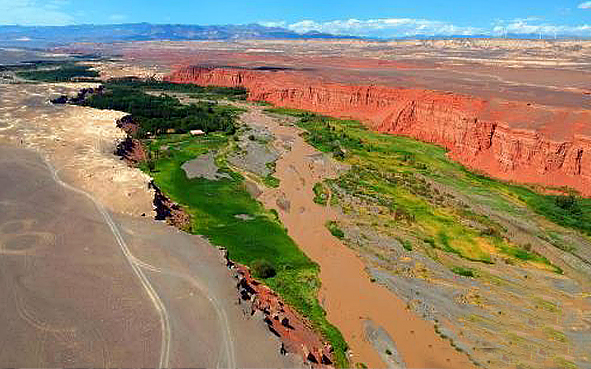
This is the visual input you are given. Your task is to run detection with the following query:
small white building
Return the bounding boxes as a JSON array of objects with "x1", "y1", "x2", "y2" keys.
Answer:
[{"x1": 190, "y1": 129, "x2": 205, "y2": 136}]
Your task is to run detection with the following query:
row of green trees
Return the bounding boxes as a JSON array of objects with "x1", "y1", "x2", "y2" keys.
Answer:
[
  {"x1": 108, "y1": 77, "x2": 247, "y2": 98},
  {"x1": 79, "y1": 82, "x2": 238, "y2": 137},
  {"x1": 17, "y1": 64, "x2": 99, "y2": 82}
]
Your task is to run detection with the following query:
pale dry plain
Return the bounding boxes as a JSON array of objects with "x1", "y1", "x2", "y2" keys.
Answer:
[{"x1": 0, "y1": 75, "x2": 300, "y2": 367}]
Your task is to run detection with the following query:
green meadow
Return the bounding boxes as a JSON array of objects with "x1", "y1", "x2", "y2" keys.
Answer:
[{"x1": 141, "y1": 132, "x2": 349, "y2": 367}]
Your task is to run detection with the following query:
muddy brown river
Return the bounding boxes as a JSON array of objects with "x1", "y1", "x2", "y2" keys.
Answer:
[{"x1": 237, "y1": 104, "x2": 475, "y2": 368}]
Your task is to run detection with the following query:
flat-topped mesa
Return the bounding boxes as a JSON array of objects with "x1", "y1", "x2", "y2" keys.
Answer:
[{"x1": 166, "y1": 66, "x2": 591, "y2": 196}]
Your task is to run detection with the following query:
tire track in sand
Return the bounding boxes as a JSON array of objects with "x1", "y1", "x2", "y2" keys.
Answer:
[
  {"x1": 129, "y1": 256, "x2": 236, "y2": 369},
  {"x1": 43, "y1": 159, "x2": 171, "y2": 369}
]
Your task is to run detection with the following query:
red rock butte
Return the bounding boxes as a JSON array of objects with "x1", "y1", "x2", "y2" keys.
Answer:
[{"x1": 166, "y1": 66, "x2": 591, "y2": 196}]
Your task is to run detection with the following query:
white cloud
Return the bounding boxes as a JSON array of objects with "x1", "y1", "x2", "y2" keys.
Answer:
[
  {"x1": 109, "y1": 14, "x2": 128, "y2": 23},
  {"x1": 259, "y1": 21, "x2": 287, "y2": 28},
  {"x1": 257, "y1": 17, "x2": 591, "y2": 39},
  {"x1": 284, "y1": 18, "x2": 482, "y2": 38},
  {"x1": 0, "y1": 0, "x2": 74, "y2": 25},
  {"x1": 492, "y1": 18, "x2": 591, "y2": 37},
  {"x1": 579, "y1": 1, "x2": 591, "y2": 9}
]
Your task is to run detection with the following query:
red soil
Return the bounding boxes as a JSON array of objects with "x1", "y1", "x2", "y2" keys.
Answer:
[
  {"x1": 232, "y1": 262, "x2": 334, "y2": 367},
  {"x1": 166, "y1": 66, "x2": 591, "y2": 196}
]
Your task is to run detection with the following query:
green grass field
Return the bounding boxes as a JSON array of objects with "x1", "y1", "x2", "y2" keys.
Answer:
[
  {"x1": 142, "y1": 133, "x2": 349, "y2": 367},
  {"x1": 265, "y1": 107, "x2": 576, "y2": 273}
]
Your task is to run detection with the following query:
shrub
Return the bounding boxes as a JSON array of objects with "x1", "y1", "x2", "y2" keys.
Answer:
[
  {"x1": 451, "y1": 266, "x2": 477, "y2": 278},
  {"x1": 146, "y1": 159, "x2": 156, "y2": 172},
  {"x1": 326, "y1": 221, "x2": 345, "y2": 239},
  {"x1": 251, "y1": 259, "x2": 277, "y2": 279},
  {"x1": 555, "y1": 195, "x2": 581, "y2": 214}
]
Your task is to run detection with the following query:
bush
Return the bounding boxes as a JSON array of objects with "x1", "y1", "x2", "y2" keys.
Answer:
[
  {"x1": 326, "y1": 221, "x2": 345, "y2": 239},
  {"x1": 451, "y1": 266, "x2": 477, "y2": 278},
  {"x1": 251, "y1": 259, "x2": 277, "y2": 279},
  {"x1": 399, "y1": 238, "x2": 413, "y2": 251},
  {"x1": 555, "y1": 195, "x2": 581, "y2": 214},
  {"x1": 146, "y1": 159, "x2": 156, "y2": 172},
  {"x1": 313, "y1": 183, "x2": 329, "y2": 205}
]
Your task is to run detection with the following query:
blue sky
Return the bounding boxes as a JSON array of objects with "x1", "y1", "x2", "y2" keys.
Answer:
[{"x1": 1, "y1": 0, "x2": 591, "y2": 37}]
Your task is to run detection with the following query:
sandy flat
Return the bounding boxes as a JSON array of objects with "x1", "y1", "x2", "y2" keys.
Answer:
[{"x1": 0, "y1": 79, "x2": 303, "y2": 367}]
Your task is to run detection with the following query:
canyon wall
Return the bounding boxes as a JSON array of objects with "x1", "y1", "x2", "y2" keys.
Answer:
[{"x1": 166, "y1": 66, "x2": 591, "y2": 195}]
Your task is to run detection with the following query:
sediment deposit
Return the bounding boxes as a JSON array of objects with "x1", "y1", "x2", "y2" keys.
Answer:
[{"x1": 167, "y1": 66, "x2": 591, "y2": 195}]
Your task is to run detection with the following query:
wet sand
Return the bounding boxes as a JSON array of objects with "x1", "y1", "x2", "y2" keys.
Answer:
[{"x1": 239, "y1": 105, "x2": 475, "y2": 368}]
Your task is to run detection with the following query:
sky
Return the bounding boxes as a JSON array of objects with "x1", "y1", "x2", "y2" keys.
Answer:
[{"x1": 1, "y1": 0, "x2": 591, "y2": 38}]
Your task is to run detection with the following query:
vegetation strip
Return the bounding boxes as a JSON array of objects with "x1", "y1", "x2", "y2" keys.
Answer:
[
  {"x1": 16, "y1": 63, "x2": 100, "y2": 82},
  {"x1": 264, "y1": 107, "x2": 581, "y2": 274}
]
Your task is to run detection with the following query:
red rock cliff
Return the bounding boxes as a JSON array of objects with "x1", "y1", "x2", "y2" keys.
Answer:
[{"x1": 166, "y1": 66, "x2": 591, "y2": 196}]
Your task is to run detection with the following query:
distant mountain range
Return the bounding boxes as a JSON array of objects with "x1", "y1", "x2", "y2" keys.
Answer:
[
  {"x1": 0, "y1": 23, "x2": 585, "y2": 49},
  {"x1": 0, "y1": 23, "x2": 358, "y2": 47}
]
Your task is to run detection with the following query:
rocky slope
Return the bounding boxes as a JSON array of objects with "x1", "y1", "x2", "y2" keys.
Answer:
[{"x1": 166, "y1": 66, "x2": 591, "y2": 196}]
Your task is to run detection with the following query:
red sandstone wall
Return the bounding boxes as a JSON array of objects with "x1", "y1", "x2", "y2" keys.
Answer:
[{"x1": 166, "y1": 66, "x2": 591, "y2": 196}]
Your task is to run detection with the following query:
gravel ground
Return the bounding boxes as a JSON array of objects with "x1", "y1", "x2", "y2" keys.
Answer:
[
  {"x1": 228, "y1": 124, "x2": 279, "y2": 177},
  {"x1": 181, "y1": 151, "x2": 230, "y2": 180}
]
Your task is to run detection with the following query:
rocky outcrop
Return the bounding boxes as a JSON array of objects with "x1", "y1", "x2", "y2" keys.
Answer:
[
  {"x1": 150, "y1": 181, "x2": 191, "y2": 231},
  {"x1": 114, "y1": 115, "x2": 148, "y2": 164},
  {"x1": 50, "y1": 85, "x2": 104, "y2": 105},
  {"x1": 225, "y1": 254, "x2": 334, "y2": 368},
  {"x1": 166, "y1": 66, "x2": 591, "y2": 196}
]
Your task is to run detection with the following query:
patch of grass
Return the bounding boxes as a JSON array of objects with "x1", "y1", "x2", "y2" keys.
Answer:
[
  {"x1": 326, "y1": 221, "x2": 345, "y2": 239},
  {"x1": 544, "y1": 327, "x2": 568, "y2": 343},
  {"x1": 143, "y1": 134, "x2": 349, "y2": 367},
  {"x1": 313, "y1": 182, "x2": 330, "y2": 205},
  {"x1": 541, "y1": 231, "x2": 576, "y2": 253},
  {"x1": 397, "y1": 237, "x2": 413, "y2": 251},
  {"x1": 534, "y1": 297, "x2": 560, "y2": 313},
  {"x1": 553, "y1": 357, "x2": 578, "y2": 369},
  {"x1": 465, "y1": 171, "x2": 591, "y2": 237},
  {"x1": 16, "y1": 63, "x2": 100, "y2": 82},
  {"x1": 498, "y1": 244, "x2": 563, "y2": 274},
  {"x1": 263, "y1": 174, "x2": 280, "y2": 188},
  {"x1": 451, "y1": 266, "x2": 478, "y2": 278},
  {"x1": 262, "y1": 161, "x2": 280, "y2": 188}
]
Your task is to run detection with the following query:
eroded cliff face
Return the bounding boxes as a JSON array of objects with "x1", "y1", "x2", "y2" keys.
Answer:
[{"x1": 167, "y1": 66, "x2": 591, "y2": 195}]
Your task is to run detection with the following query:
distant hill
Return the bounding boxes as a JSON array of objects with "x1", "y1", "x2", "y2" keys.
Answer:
[{"x1": 0, "y1": 23, "x2": 358, "y2": 47}]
